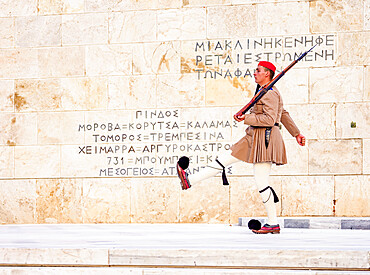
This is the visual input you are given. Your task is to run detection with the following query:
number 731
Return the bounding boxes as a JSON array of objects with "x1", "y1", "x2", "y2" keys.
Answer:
[{"x1": 107, "y1": 157, "x2": 124, "y2": 165}]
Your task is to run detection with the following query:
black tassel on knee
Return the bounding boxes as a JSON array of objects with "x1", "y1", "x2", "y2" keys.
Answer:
[
  {"x1": 259, "y1": 186, "x2": 279, "y2": 203},
  {"x1": 215, "y1": 158, "x2": 229, "y2": 186}
]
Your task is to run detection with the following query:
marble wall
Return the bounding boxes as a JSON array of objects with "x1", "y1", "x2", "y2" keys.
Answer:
[{"x1": 0, "y1": 0, "x2": 368, "y2": 224}]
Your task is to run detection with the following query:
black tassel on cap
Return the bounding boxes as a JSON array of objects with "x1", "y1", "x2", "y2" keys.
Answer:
[
  {"x1": 259, "y1": 186, "x2": 279, "y2": 203},
  {"x1": 215, "y1": 158, "x2": 229, "y2": 185}
]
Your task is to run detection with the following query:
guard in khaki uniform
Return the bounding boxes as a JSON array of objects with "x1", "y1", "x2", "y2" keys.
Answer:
[{"x1": 176, "y1": 61, "x2": 306, "y2": 234}]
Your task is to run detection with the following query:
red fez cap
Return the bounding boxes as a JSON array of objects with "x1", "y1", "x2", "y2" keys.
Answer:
[{"x1": 258, "y1": 61, "x2": 276, "y2": 73}]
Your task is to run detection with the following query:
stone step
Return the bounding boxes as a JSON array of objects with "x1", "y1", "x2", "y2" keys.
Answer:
[
  {"x1": 238, "y1": 217, "x2": 370, "y2": 230},
  {"x1": 0, "y1": 247, "x2": 368, "y2": 271},
  {"x1": 0, "y1": 267, "x2": 368, "y2": 275},
  {"x1": 0, "y1": 224, "x2": 368, "y2": 272}
]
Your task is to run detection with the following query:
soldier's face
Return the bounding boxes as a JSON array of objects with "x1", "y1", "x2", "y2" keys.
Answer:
[{"x1": 253, "y1": 66, "x2": 269, "y2": 85}]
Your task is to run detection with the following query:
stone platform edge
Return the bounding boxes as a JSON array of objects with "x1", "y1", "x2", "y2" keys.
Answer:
[
  {"x1": 238, "y1": 217, "x2": 370, "y2": 230},
  {"x1": 0, "y1": 248, "x2": 369, "y2": 270}
]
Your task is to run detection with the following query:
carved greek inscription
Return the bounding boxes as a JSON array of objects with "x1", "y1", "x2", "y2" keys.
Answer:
[
  {"x1": 77, "y1": 109, "x2": 236, "y2": 177},
  {"x1": 193, "y1": 34, "x2": 336, "y2": 79}
]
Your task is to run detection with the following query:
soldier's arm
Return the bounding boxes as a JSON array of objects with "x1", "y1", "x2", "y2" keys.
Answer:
[{"x1": 243, "y1": 91, "x2": 279, "y2": 127}]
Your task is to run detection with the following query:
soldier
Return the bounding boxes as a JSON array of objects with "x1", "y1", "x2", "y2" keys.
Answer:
[{"x1": 177, "y1": 61, "x2": 306, "y2": 234}]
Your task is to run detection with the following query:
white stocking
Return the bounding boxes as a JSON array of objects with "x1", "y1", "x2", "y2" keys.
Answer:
[
  {"x1": 253, "y1": 162, "x2": 278, "y2": 225},
  {"x1": 188, "y1": 152, "x2": 240, "y2": 184},
  {"x1": 186, "y1": 154, "x2": 278, "y2": 225}
]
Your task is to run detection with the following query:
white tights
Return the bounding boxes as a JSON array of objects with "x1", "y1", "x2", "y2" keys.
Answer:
[
  {"x1": 253, "y1": 162, "x2": 278, "y2": 225},
  {"x1": 188, "y1": 153, "x2": 240, "y2": 184},
  {"x1": 187, "y1": 152, "x2": 278, "y2": 225}
]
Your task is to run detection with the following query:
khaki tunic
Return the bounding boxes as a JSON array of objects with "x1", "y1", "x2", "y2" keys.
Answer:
[{"x1": 231, "y1": 86, "x2": 300, "y2": 165}]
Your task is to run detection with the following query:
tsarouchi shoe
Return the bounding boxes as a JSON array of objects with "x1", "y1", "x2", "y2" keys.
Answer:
[
  {"x1": 176, "y1": 156, "x2": 191, "y2": 190},
  {"x1": 252, "y1": 223, "x2": 280, "y2": 234}
]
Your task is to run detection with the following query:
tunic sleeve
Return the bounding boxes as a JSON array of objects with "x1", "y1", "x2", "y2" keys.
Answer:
[
  {"x1": 243, "y1": 90, "x2": 279, "y2": 127},
  {"x1": 281, "y1": 109, "x2": 300, "y2": 137}
]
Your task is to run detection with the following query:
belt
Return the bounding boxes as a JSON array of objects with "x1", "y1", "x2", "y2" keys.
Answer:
[{"x1": 252, "y1": 123, "x2": 279, "y2": 128}]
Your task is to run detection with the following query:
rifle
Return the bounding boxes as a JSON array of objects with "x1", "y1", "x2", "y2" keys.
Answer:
[{"x1": 233, "y1": 44, "x2": 318, "y2": 122}]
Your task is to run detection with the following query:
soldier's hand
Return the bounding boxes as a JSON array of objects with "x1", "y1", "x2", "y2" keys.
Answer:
[
  {"x1": 233, "y1": 114, "x2": 245, "y2": 122},
  {"x1": 296, "y1": 134, "x2": 306, "y2": 146}
]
